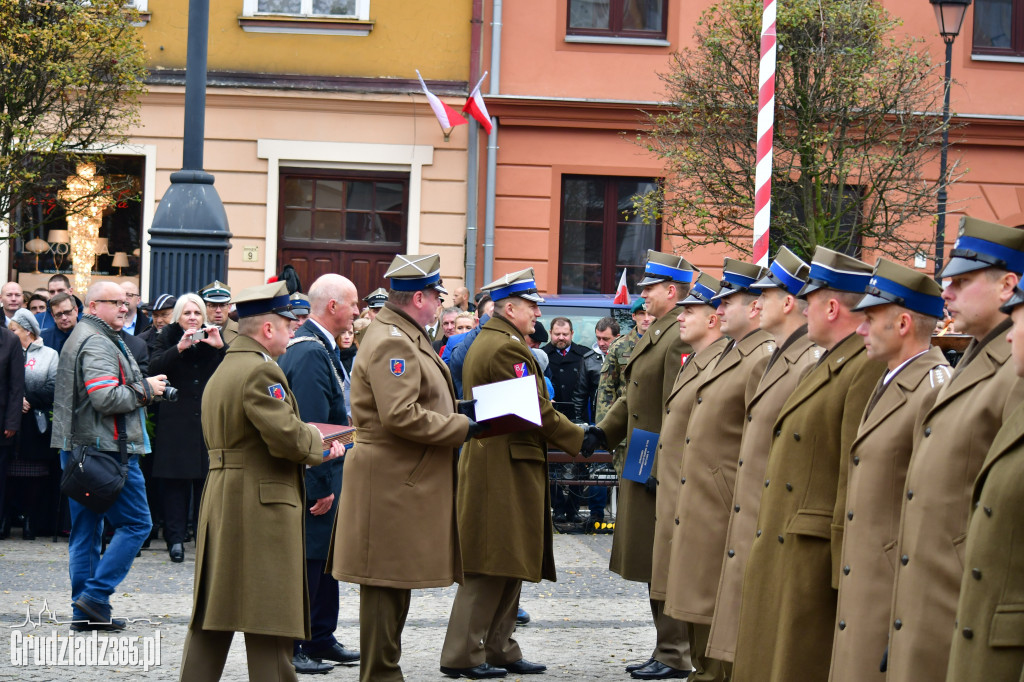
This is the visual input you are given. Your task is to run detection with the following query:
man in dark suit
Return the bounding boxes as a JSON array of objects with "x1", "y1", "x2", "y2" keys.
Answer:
[
  {"x1": 542, "y1": 317, "x2": 589, "y2": 421},
  {"x1": 0, "y1": 326, "x2": 25, "y2": 538},
  {"x1": 277, "y1": 273, "x2": 362, "y2": 674}
]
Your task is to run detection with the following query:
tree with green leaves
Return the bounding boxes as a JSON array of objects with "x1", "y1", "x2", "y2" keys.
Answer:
[
  {"x1": 0, "y1": 0, "x2": 146, "y2": 236},
  {"x1": 635, "y1": 0, "x2": 958, "y2": 261}
]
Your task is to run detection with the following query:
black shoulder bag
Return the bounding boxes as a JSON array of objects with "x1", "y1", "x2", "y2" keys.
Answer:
[{"x1": 59, "y1": 344, "x2": 130, "y2": 514}]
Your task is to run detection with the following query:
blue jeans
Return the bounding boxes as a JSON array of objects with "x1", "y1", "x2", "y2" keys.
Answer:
[{"x1": 60, "y1": 450, "x2": 152, "y2": 607}]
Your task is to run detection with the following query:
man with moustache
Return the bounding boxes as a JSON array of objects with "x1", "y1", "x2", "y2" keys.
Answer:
[
  {"x1": 945, "y1": 282, "x2": 1024, "y2": 681},
  {"x1": 886, "y1": 216, "x2": 1024, "y2": 682},
  {"x1": 731, "y1": 248, "x2": 885, "y2": 682},
  {"x1": 706, "y1": 247, "x2": 820, "y2": 668},
  {"x1": 663, "y1": 261, "x2": 775, "y2": 682},
  {"x1": 200, "y1": 281, "x2": 238, "y2": 346},
  {"x1": 829, "y1": 259, "x2": 950, "y2": 682},
  {"x1": 440, "y1": 268, "x2": 588, "y2": 679},
  {"x1": 647, "y1": 273, "x2": 730, "y2": 681},
  {"x1": 592, "y1": 250, "x2": 695, "y2": 679}
]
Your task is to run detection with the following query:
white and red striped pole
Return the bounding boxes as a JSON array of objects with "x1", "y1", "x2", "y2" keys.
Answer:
[{"x1": 752, "y1": 0, "x2": 777, "y2": 267}]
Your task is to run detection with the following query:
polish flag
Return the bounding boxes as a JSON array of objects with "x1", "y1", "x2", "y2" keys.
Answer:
[
  {"x1": 417, "y1": 70, "x2": 467, "y2": 131},
  {"x1": 613, "y1": 269, "x2": 630, "y2": 305},
  {"x1": 462, "y1": 72, "x2": 493, "y2": 134}
]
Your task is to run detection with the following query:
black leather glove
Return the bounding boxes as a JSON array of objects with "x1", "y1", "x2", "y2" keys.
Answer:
[
  {"x1": 457, "y1": 399, "x2": 477, "y2": 421},
  {"x1": 579, "y1": 425, "x2": 607, "y2": 458},
  {"x1": 465, "y1": 418, "x2": 487, "y2": 441},
  {"x1": 644, "y1": 475, "x2": 658, "y2": 494}
]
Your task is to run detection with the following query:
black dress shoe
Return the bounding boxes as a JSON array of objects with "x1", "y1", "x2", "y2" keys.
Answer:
[
  {"x1": 516, "y1": 607, "x2": 531, "y2": 625},
  {"x1": 22, "y1": 517, "x2": 35, "y2": 541},
  {"x1": 502, "y1": 658, "x2": 546, "y2": 674},
  {"x1": 306, "y1": 642, "x2": 359, "y2": 665},
  {"x1": 626, "y1": 658, "x2": 656, "y2": 673},
  {"x1": 631, "y1": 660, "x2": 690, "y2": 679},
  {"x1": 440, "y1": 662, "x2": 508, "y2": 678},
  {"x1": 292, "y1": 652, "x2": 333, "y2": 674},
  {"x1": 169, "y1": 543, "x2": 184, "y2": 562}
]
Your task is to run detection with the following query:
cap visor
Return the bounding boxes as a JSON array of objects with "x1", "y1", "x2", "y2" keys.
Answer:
[
  {"x1": 851, "y1": 292, "x2": 891, "y2": 312},
  {"x1": 711, "y1": 285, "x2": 741, "y2": 302},
  {"x1": 429, "y1": 282, "x2": 450, "y2": 296},
  {"x1": 277, "y1": 309, "x2": 298, "y2": 321},
  {"x1": 679, "y1": 294, "x2": 708, "y2": 306},
  {"x1": 939, "y1": 256, "x2": 988, "y2": 279},
  {"x1": 1000, "y1": 290, "x2": 1024, "y2": 314},
  {"x1": 750, "y1": 274, "x2": 780, "y2": 291},
  {"x1": 795, "y1": 280, "x2": 822, "y2": 299},
  {"x1": 519, "y1": 292, "x2": 545, "y2": 303},
  {"x1": 636, "y1": 275, "x2": 667, "y2": 287}
]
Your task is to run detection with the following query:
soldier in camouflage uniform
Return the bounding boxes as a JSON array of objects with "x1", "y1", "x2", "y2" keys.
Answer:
[{"x1": 595, "y1": 299, "x2": 654, "y2": 473}]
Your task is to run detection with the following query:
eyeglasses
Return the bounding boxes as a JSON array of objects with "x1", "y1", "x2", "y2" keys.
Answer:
[
  {"x1": 124, "y1": 292, "x2": 141, "y2": 300},
  {"x1": 206, "y1": 302, "x2": 230, "y2": 309},
  {"x1": 53, "y1": 309, "x2": 76, "y2": 319},
  {"x1": 95, "y1": 300, "x2": 128, "y2": 309}
]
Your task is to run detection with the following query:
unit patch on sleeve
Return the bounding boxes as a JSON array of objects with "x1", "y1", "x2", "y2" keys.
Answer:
[
  {"x1": 268, "y1": 384, "x2": 286, "y2": 400},
  {"x1": 513, "y1": 362, "x2": 529, "y2": 378},
  {"x1": 390, "y1": 359, "x2": 406, "y2": 376}
]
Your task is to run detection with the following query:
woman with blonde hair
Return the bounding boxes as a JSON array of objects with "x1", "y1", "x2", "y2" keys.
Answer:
[{"x1": 149, "y1": 293, "x2": 225, "y2": 562}]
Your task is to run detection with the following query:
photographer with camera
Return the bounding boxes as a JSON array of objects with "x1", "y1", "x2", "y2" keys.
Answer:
[
  {"x1": 149, "y1": 293, "x2": 225, "y2": 563},
  {"x1": 52, "y1": 281, "x2": 168, "y2": 630}
]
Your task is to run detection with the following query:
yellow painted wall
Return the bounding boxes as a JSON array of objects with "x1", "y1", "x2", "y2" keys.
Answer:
[{"x1": 142, "y1": 0, "x2": 470, "y2": 81}]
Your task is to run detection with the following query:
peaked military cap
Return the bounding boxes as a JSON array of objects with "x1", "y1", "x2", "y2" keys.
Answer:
[
  {"x1": 752, "y1": 246, "x2": 810, "y2": 294},
  {"x1": 999, "y1": 285, "x2": 1024, "y2": 314},
  {"x1": 941, "y1": 216, "x2": 1024, "y2": 278},
  {"x1": 289, "y1": 292, "x2": 311, "y2": 316},
  {"x1": 199, "y1": 280, "x2": 231, "y2": 304},
  {"x1": 363, "y1": 287, "x2": 389, "y2": 309},
  {"x1": 712, "y1": 259, "x2": 768, "y2": 301},
  {"x1": 233, "y1": 281, "x2": 296, "y2": 320},
  {"x1": 796, "y1": 247, "x2": 873, "y2": 298},
  {"x1": 636, "y1": 250, "x2": 696, "y2": 287},
  {"x1": 681, "y1": 272, "x2": 724, "y2": 308},
  {"x1": 853, "y1": 258, "x2": 945, "y2": 318},
  {"x1": 384, "y1": 254, "x2": 448, "y2": 295},
  {"x1": 481, "y1": 268, "x2": 544, "y2": 303}
]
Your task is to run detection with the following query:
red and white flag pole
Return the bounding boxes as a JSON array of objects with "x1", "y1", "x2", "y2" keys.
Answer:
[{"x1": 752, "y1": 0, "x2": 777, "y2": 267}]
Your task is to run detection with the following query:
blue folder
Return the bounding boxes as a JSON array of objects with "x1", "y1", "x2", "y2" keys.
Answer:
[{"x1": 622, "y1": 428, "x2": 659, "y2": 483}]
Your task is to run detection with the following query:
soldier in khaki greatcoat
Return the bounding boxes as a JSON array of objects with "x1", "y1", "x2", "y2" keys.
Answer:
[
  {"x1": 328, "y1": 255, "x2": 477, "y2": 682},
  {"x1": 828, "y1": 260, "x2": 950, "y2": 682},
  {"x1": 887, "y1": 217, "x2": 1024, "y2": 682},
  {"x1": 594, "y1": 250, "x2": 695, "y2": 679},
  {"x1": 732, "y1": 248, "x2": 885, "y2": 682},
  {"x1": 179, "y1": 281, "x2": 345, "y2": 682},
  {"x1": 946, "y1": 283, "x2": 1024, "y2": 682},
  {"x1": 663, "y1": 261, "x2": 775, "y2": 682},
  {"x1": 707, "y1": 247, "x2": 819, "y2": 666},
  {"x1": 439, "y1": 268, "x2": 586, "y2": 680}
]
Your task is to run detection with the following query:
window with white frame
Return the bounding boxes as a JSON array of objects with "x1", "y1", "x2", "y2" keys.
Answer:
[
  {"x1": 242, "y1": 0, "x2": 370, "y2": 20},
  {"x1": 127, "y1": 0, "x2": 148, "y2": 9}
]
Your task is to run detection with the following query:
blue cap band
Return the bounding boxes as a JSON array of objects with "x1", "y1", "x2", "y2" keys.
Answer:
[
  {"x1": 644, "y1": 260, "x2": 695, "y2": 283},
  {"x1": 689, "y1": 280, "x2": 718, "y2": 306},
  {"x1": 389, "y1": 272, "x2": 441, "y2": 291},
  {"x1": 236, "y1": 293, "x2": 292, "y2": 318},
  {"x1": 866, "y1": 276, "x2": 945, "y2": 318},
  {"x1": 806, "y1": 263, "x2": 872, "y2": 294},
  {"x1": 769, "y1": 260, "x2": 805, "y2": 293},
  {"x1": 722, "y1": 271, "x2": 758, "y2": 291},
  {"x1": 490, "y1": 279, "x2": 538, "y2": 301},
  {"x1": 951, "y1": 235, "x2": 1024, "y2": 275}
]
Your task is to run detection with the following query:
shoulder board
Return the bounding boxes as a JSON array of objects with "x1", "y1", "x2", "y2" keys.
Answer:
[
  {"x1": 928, "y1": 364, "x2": 952, "y2": 388},
  {"x1": 260, "y1": 352, "x2": 271, "y2": 362}
]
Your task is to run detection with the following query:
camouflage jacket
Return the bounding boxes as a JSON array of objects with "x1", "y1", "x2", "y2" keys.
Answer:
[{"x1": 596, "y1": 326, "x2": 641, "y2": 472}]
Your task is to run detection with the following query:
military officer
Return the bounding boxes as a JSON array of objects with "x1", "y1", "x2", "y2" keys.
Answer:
[
  {"x1": 596, "y1": 298, "x2": 654, "y2": 473},
  {"x1": 440, "y1": 268, "x2": 587, "y2": 679},
  {"x1": 179, "y1": 281, "x2": 345, "y2": 682},
  {"x1": 945, "y1": 283, "x2": 1024, "y2": 682},
  {"x1": 828, "y1": 259, "x2": 950, "y2": 682},
  {"x1": 887, "y1": 216, "x2": 1024, "y2": 682},
  {"x1": 329, "y1": 255, "x2": 478, "y2": 682},
  {"x1": 706, "y1": 247, "x2": 819, "y2": 666},
  {"x1": 594, "y1": 250, "x2": 695, "y2": 679},
  {"x1": 200, "y1": 280, "x2": 238, "y2": 346},
  {"x1": 648, "y1": 274, "x2": 730, "y2": 680},
  {"x1": 363, "y1": 287, "x2": 388, "y2": 320},
  {"x1": 287, "y1": 292, "x2": 310, "y2": 329},
  {"x1": 731, "y1": 248, "x2": 885, "y2": 682},
  {"x1": 662, "y1": 261, "x2": 774, "y2": 682}
]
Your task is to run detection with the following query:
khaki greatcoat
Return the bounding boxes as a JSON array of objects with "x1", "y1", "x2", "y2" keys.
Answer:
[
  {"x1": 829, "y1": 346, "x2": 950, "y2": 682},
  {"x1": 946, "y1": 399, "x2": 1024, "y2": 682},
  {"x1": 707, "y1": 327, "x2": 820, "y2": 661},
  {"x1": 650, "y1": 335, "x2": 730, "y2": 600},
  {"x1": 328, "y1": 305, "x2": 470, "y2": 589},
  {"x1": 457, "y1": 314, "x2": 583, "y2": 583},
  {"x1": 732, "y1": 333, "x2": 885, "y2": 682},
  {"x1": 887, "y1": 321, "x2": 1024, "y2": 682},
  {"x1": 664, "y1": 330, "x2": 775, "y2": 624},
  {"x1": 192, "y1": 335, "x2": 324, "y2": 640},
  {"x1": 598, "y1": 305, "x2": 691, "y2": 582}
]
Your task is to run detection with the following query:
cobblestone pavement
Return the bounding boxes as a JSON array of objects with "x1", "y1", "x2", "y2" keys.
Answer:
[{"x1": 1, "y1": 532, "x2": 662, "y2": 680}]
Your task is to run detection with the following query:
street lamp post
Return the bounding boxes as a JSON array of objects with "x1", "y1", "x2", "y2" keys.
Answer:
[{"x1": 930, "y1": 0, "x2": 972, "y2": 279}]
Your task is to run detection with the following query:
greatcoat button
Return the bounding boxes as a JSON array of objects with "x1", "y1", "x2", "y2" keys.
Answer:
[
  {"x1": 901, "y1": 555, "x2": 909, "y2": 565},
  {"x1": 843, "y1": 565, "x2": 850, "y2": 575},
  {"x1": 907, "y1": 490, "x2": 914, "y2": 500},
  {"x1": 734, "y1": 505, "x2": 740, "y2": 512},
  {"x1": 697, "y1": 397, "x2": 702, "y2": 404},
  {"x1": 728, "y1": 549, "x2": 735, "y2": 558},
  {"x1": 972, "y1": 568, "x2": 982, "y2": 580},
  {"x1": 984, "y1": 506, "x2": 993, "y2": 516},
  {"x1": 674, "y1": 518, "x2": 679, "y2": 525},
  {"x1": 738, "y1": 459, "x2": 743, "y2": 466},
  {"x1": 774, "y1": 429, "x2": 781, "y2": 438},
  {"x1": 924, "y1": 427, "x2": 932, "y2": 437},
  {"x1": 747, "y1": 414, "x2": 752, "y2": 422},
  {"x1": 756, "y1": 530, "x2": 762, "y2": 537},
  {"x1": 894, "y1": 619, "x2": 902, "y2": 630},
  {"x1": 765, "y1": 479, "x2": 770, "y2": 487},
  {"x1": 793, "y1": 433, "x2": 800, "y2": 441},
  {"x1": 847, "y1": 511, "x2": 854, "y2": 520},
  {"x1": 778, "y1": 535, "x2": 784, "y2": 544},
  {"x1": 838, "y1": 620, "x2": 846, "y2": 630},
  {"x1": 681, "y1": 478, "x2": 686, "y2": 484},
  {"x1": 963, "y1": 627, "x2": 973, "y2": 639},
  {"x1": 786, "y1": 483, "x2": 793, "y2": 491},
  {"x1": 853, "y1": 456, "x2": 860, "y2": 466}
]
